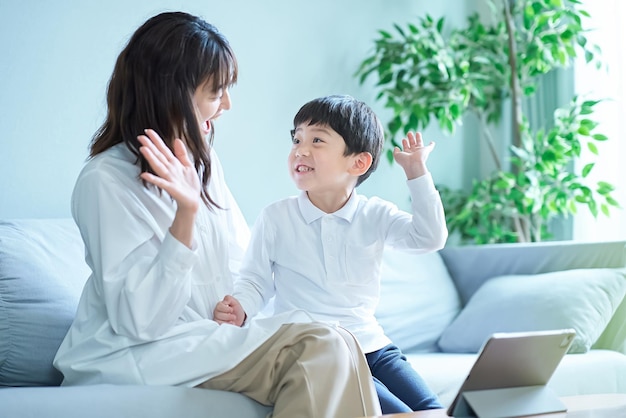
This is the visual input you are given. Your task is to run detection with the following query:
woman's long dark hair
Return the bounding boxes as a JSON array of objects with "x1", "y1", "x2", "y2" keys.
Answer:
[{"x1": 90, "y1": 11, "x2": 238, "y2": 209}]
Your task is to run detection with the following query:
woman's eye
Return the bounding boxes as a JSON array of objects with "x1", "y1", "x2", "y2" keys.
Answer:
[{"x1": 211, "y1": 89, "x2": 224, "y2": 100}]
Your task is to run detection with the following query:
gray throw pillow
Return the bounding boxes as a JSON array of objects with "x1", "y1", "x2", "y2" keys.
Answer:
[{"x1": 0, "y1": 219, "x2": 89, "y2": 386}]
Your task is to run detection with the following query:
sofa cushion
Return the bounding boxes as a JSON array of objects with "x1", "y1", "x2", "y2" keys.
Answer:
[
  {"x1": 593, "y1": 290, "x2": 626, "y2": 354},
  {"x1": 0, "y1": 384, "x2": 272, "y2": 418},
  {"x1": 437, "y1": 268, "x2": 626, "y2": 354},
  {"x1": 376, "y1": 249, "x2": 461, "y2": 352},
  {"x1": 0, "y1": 219, "x2": 90, "y2": 386}
]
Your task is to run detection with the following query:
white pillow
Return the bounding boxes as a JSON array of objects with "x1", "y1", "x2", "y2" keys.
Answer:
[
  {"x1": 593, "y1": 293, "x2": 626, "y2": 354},
  {"x1": 376, "y1": 249, "x2": 461, "y2": 352},
  {"x1": 438, "y1": 268, "x2": 626, "y2": 354}
]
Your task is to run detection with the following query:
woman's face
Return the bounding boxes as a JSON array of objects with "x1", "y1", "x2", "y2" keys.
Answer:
[{"x1": 192, "y1": 79, "x2": 232, "y2": 136}]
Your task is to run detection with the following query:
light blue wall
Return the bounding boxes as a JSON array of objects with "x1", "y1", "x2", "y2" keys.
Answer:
[{"x1": 0, "y1": 0, "x2": 478, "y2": 224}]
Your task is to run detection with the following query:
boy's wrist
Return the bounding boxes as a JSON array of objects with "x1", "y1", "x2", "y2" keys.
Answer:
[{"x1": 404, "y1": 164, "x2": 428, "y2": 180}]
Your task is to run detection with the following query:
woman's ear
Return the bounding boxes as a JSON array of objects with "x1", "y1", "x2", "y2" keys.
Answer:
[{"x1": 349, "y1": 152, "x2": 373, "y2": 176}]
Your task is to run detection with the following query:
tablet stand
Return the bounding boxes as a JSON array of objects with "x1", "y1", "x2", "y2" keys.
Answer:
[{"x1": 451, "y1": 385, "x2": 567, "y2": 418}]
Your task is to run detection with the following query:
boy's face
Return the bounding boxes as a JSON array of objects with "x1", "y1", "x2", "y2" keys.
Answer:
[{"x1": 288, "y1": 123, "x2": 360, "y2": 194}]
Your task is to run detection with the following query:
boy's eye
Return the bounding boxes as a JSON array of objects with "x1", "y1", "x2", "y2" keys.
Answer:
[
  {"x1": 312, "y1": 137, "x2": 322, "y2": 143},
  {"x1": 291, "y1": 137, "x2": 300, "y2": 145}
]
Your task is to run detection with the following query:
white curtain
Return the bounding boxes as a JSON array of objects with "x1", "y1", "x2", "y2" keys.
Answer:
[{"x1": 573, "y1": 0, "x2": 626, "y2": 241}]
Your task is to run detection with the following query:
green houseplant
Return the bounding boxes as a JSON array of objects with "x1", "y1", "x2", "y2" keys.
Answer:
[{"x1": 355, "y1": 0, "x2": 619, "y2": 244}]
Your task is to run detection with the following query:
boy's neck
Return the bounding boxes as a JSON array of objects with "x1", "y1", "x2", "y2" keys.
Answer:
[{"x1": 306, "y1": 189, "x2": 354, "y2": 214}]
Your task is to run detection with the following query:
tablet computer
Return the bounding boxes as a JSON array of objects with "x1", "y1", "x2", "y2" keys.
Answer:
[{"x1": 446, "y1": 328, "x2": 576, "y2": 416}]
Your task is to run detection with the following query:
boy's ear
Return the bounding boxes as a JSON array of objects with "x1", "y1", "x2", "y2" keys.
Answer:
[{"x1": 349, "y1": 152, "x2": 373, "y2": 176}]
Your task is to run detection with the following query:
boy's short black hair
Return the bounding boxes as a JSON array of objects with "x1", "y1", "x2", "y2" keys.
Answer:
[{"x1": 292, "y1": 95, "x2": 384, "y2": 186}]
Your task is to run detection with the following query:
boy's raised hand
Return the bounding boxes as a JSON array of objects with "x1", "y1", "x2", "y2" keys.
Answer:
[
  {"x1": 392, "y1": 131, "x2": 435, "y2": 180},
  {"x1": 213, "y1": 295, "x2": 246, "y2": 326}
]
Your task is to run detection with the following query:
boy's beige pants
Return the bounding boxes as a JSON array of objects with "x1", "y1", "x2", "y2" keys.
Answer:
[{"x1": 197, "y1": 322, "x2": 381, "y2": 418}]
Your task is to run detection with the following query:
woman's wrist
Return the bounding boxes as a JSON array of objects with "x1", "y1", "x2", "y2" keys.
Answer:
[{"x1": 170, "y1": 207, "x2": 197, "y2": 248}]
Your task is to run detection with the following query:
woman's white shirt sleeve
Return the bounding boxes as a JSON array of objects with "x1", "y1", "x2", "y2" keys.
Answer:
[{"x1": 71, "y1": 164, "x2": 198, "y2": 341}]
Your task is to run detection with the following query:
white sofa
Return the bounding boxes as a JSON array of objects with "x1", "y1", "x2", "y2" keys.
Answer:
[
  {"x1": 1, "y1": 218, "x2": 625, "y2": 417},
  {"x1": 375, "y1": 240, "x2": 626, "y2": 407}
]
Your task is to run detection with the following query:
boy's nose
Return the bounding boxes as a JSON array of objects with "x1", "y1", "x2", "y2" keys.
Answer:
[{"x1": 295, "y1": 147, "x2": 309, "y2": 157}]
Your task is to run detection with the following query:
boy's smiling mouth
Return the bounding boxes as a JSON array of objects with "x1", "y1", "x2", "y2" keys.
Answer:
[{"x1": 296, "y1": 165, "x2": 314, "y2": 172}]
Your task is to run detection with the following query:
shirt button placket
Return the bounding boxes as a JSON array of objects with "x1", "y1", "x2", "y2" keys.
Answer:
[{"x1": 322, "y1": 216, "x2": 339, "y2": 279}]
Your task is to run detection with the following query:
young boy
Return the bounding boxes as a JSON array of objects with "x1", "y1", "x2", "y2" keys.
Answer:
[{"x1": 214, "y1": 95, "x2": 447, "y2": 413}]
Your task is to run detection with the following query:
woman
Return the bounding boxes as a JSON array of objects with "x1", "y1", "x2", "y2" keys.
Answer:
[{"x1": 53, "y1": 11, "x2": 381, "y2": 418}]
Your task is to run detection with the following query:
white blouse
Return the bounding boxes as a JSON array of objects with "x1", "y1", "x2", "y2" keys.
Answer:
[{"x1": 54, "y1": 143, "x2": 310, "y2": 386}]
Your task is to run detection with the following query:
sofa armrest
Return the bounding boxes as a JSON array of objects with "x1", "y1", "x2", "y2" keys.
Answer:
[{"x1": 441, "y1": 240, "x2": 626, "y2": 304}]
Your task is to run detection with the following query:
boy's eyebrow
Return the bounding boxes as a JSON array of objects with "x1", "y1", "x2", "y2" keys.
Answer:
[
  {"x1": 291, "y1": 124, "x2": 332, "y2": 137},
  {"x1": 307, "y1": 125, "x2": 333, "y2": 135},
  {"x1": 291, "y1": 126, "x2": 305, "y2": 138}
]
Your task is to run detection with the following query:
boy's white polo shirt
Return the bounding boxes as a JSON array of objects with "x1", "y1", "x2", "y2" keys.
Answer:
[{"x1": 234, "y1": 174, "x2": 447, "y2": 353}]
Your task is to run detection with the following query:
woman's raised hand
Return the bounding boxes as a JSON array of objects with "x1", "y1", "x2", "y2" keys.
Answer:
[
  {"x1": 138, "y1": 129, "x2": 201, "y2": 214},
  {"x1": 138, "y1": 129, "x2": 201, "y2": 248}
]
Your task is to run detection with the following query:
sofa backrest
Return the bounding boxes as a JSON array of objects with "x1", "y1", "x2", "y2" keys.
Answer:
[
  {"x1": 0, "y1": 219, "x2": 90, "y2": 386},
  {"x1": 3, "y1": 217, "x2": 624, "y2": 384},
  {"x1": 440, "y1": 240, "x2": 626, "y2": 304}
]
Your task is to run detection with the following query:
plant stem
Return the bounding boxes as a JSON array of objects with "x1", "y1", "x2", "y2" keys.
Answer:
[
  {"x1": 503, "y1": 0, "x2": 523, "y2": 150},
  {"x1": 479, "y1": 114, "x2": 503, "y2": 171},
  {"x1": 503, "y1": 0, "x2": 530, "y2": 242},
  {"x1": 513, "y1": 215, "x2": 529, "y2": 242},
  {"x1": 533, "y1": 217, "x2": 542, "y2": 242}
]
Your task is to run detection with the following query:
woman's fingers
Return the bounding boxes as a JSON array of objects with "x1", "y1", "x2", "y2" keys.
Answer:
[
  {"x1": 138, "y1": 137, "x2": 170, "y2": 177},
  {"x1": 136, "y1": 128, "x2": 200, "y2": 214},
  {"x1": 172, "y1": 138, "x2": 193, "y2": 168},
  {"x1": 139, "y1": 170, "x2": 166, "y2": 188},
  {"x1": 138, "y1": 131, "x2": 191, "y2": 179},
  {"x1": 144, "y1": 129, "x2": 176, "y2": 162}
]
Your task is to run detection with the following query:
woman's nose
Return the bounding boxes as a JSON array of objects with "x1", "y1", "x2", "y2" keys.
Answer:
[{"x1": 220, "y1": 89, "x2": 232, "y2": 110}]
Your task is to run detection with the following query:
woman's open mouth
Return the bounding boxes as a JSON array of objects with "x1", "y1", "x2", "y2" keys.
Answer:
[{"x1": 201, "y1": 120, "x2": 211, "y2": 135}]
